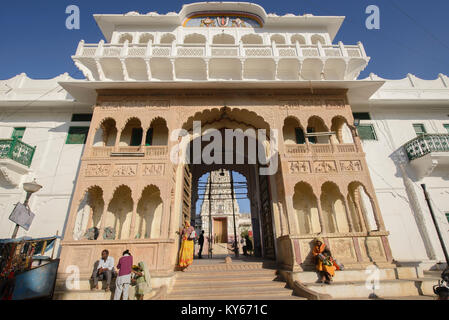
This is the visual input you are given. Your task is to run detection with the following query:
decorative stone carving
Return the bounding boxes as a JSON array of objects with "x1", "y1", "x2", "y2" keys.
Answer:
[
  {"x1": 313, "y1": 161, "x2": 337, "y2": 173},
  {"x1": 98, "y1": 100, "x2": 170, "y2": 108},
  {"x1": 113, "y1": 164, "x2": 137, "y2": 177},
  {"x1": 340, "y1": 160, "x2": 362, "y2": 172},
  {"x1": 279, "y1": 99, "x2": 322, "y2": 109},
  {"x1": 143, "y1": 163, "x2": 165, "y2": 176},
  {"x1": 363, "y1": 238, "x2": 386, "y2": 260},
  {"x1": 325, "y1": 99, "x2": 345, "y2": 108},
  {"x1": 85, "y1": 164, "x2": 111, "y2": 177},
  {"x1": 288, "y1": 161, "x2": 311, "y2": 174},
  {"x1": 329, "y1": 239, "x2": 356, "y2": 262}
]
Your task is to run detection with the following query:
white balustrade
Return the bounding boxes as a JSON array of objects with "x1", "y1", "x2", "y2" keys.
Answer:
[{"x1": 74, "y1": 40, "x2": 366, "y2": 60}]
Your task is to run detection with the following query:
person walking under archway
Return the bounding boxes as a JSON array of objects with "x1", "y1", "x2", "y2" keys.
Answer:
[{"x1": 178, "y1": 221, "x2": 195, "y2": 271}]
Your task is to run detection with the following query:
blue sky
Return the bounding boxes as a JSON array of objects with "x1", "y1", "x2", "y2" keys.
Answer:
[{"x1": 1, "y1": 0, "x2": 448, "y2": 80}]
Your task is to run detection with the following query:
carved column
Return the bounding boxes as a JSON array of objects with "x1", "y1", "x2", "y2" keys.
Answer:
[
  {"x1": 343, "y1": 196, "x2": 355, "y2": 232},
  {"x1": 316, "y1": 198, "x2": 327, "y2": 234}
]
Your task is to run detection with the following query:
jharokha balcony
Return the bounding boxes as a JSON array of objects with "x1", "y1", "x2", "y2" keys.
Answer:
[
  {"x1": 0, "y1": 138, "x2": 35, "y2": 167},
  {"x1": 403, "y1": 133, "x2": 449, "y2": 177},
  {"x1": 73, "y1": 39, "x2": 369, "y2": 82},
  {"x1": 0, "y1": 138, "x2": 36, "y2": 187}
]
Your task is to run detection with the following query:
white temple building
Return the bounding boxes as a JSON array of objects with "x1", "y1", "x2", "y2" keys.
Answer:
[{"x1": 0, "y1": 2, "x2": 448, "y2": 299}]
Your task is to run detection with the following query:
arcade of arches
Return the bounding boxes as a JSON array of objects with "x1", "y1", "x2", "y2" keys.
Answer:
[{"x1": 59, "y1": 89, "x2": 393, "y2": 287}]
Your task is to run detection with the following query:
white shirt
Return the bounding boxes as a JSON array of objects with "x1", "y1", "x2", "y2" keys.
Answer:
[{"x1": 97, "y1": 256, "x2": 114, "y2": 271}]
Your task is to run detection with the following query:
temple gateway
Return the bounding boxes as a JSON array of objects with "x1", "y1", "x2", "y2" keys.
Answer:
[{"x1": 1, "y1": 2, "x2": 448, "y2": 300}]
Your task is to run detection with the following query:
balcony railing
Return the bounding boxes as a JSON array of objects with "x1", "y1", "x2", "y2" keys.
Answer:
[
  {"x1": 75, "y1": 40, "x2": 367, "y2": 60},
  {"x1": 90, "y1": 146, "x2": 168, "y2": 158},
  {"x1": 285, "y1": 143, "x2": 357, "y2": 157},
  {"x1": 0, "y1": 139, "x2": 36, "y2": 167},
  {"x1": 404, "y1": 134, "x2": 449, "y2": 161}
]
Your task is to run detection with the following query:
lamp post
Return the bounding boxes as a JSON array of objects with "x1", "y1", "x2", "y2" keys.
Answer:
[{"x1": 11, "y1": 179, "x2": 42, "y2": 239}]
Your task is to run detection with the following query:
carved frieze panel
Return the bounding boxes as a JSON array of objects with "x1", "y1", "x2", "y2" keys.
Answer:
[
  {"x1": 360, "y1": 237, "x2": 386, "y2": 261},
  {"x1": 340, "y1": 160, "x2": 362, "y2": 172},
  {"x1": 113, "y1": 164, "x2": 137, "y2": 177},
  {"x1": 97, "y1": 99, "x2": 170, "y2": 109},
  {"x1": 279, "y1": 99, "x2": 323, "y2": 109},
  {"x1": 325, "y1": 99, "x2": 346, "y2": 108},
  {"x1": 85, "y1": 164, "x2": 111, "y2": 177},
  {"x1": 328, "y1": 238, "x2": 357, "y2": 262},
  {"x1": 313, "y1": 161, "x2": 337, "y2": 173},
  {"x1": 143, "y1": 163, "x2": 165, "y2": 176},
  {"x1": 288, "y1": 161, "x2": 311, "y2": 174}
]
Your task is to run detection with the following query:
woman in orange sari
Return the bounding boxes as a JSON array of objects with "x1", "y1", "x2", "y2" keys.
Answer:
[
  {"x1": 178, "y1": 221, "x2": 195, "y2": 271},
  {"x1": 312, "y1": 237, "x2": 336, "y2": 284}
]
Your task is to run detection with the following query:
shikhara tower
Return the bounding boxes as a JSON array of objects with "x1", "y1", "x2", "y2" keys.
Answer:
[{"x1": 1, "y1": 2, "x2": 448, "y2": 299}]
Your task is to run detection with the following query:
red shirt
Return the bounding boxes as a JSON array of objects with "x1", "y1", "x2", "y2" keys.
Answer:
[{"x1": 117, "y1": 255, "x2": 133, "y2": 276}]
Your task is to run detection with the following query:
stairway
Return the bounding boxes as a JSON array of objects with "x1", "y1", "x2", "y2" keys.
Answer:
[
  {"x1": 283, "y1": 266, "x2": 440, "y2": 299},
  {"x1": 166, "y1": 259, "x2": 305, "y2": 300}
]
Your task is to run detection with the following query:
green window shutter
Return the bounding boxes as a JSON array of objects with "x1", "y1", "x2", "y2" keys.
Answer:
[
  {"x1": 145, "y1": 128, "x2": 153, "y2": 146},
  {"x1": 12, "y1": 127, "x2": 26, "y2": 140},
  {"x1": 357, "y1": 124, "x2": 377, "y2": 140},
  {"x1": 130, "y1": 128, "x2": 143, "y2": 146},
  {"x1": 443, "y1": 124, "x2": 449, "y2": 133},
  {"x1": 307, "y1": 127, "x2": 316, "y2": 144},
  {"x1": 294, "y1": 128, "x2": 305, "y2": 144},
  {"x1": 413, "y1": 123, "x2": 426, "y2": 136},
  {"x1": 446, "y1": 213, "x2": 449, "y2": 223},
  {"x1": 66, "y1": 127, "x2": 89, "y2": 144},
  {"x1": 352, "y1": 112, "x2": 371, "y2": 120},
  {"x1": 71, "y1": 114, "x2": 92, "y2": 122}
]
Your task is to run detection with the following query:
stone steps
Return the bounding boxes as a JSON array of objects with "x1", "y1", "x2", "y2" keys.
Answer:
[
  {"x1": 167, "y1": 260, "x2": 304, "y2": 300},
  {"x1": 303, "y1": 278, "x2": 438, "y2": 299}
]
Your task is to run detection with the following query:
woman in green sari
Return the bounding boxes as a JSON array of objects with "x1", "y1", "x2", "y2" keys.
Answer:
[{"x1": 132, "y1": 261, "x2": 152, "y2": 300}]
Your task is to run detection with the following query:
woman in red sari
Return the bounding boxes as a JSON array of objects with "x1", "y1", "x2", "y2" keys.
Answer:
[
  {"x1": 312, "y1": 237, "x2": 336, "y2": 284},
  {"x1": 178, "y1": 221, "x2": 195, "y2": 271}
]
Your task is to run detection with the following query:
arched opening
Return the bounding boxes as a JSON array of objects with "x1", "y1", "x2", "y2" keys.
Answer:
[
  {"x1": 160, "y1": 33, "x2": 176, "y2": 44},
  {"x1": 283, "y1": 117, "x2": 305, "y2": 144},
  {"x1": 307, "y1": 116, "x2": 330, "y2": 144},
  {"x1": 311, "y1": 34, "x2": 326, "y2": 45},
  {"x1": 331, "y1": 116, "x2": 355, "y2": 144},
  {"x1": 120, "y1": 118, "x2": 143, "y2": 146},
  {"x1": 177, "y1": 107, "x2": 277, "y2": 260},
  {"x1": 146, "y1": 118, "x2": 169, "y2": 146},
  {"x1": 271, "y1": 34, "x2": 286, "y2": 44},
  {"x1": 105, "y1": 186, "x2": 133, "y2": 240},
  {"x1": 184, "y1": 33, "x2": 207, "y2": 44},
  {"x1": 291, "y1": 34, "x2": 306, "y2": 45},
  {"x1": 93, "y1": 118, "x2": 117, "y2": 147},
  {"x1": 73, "y1": 186, "x2": 104, "y2": 240},
  {"x1": 293, "y1": 182, "x2": 321, "y2": 235},
  {"x1": 118, "y1": 33, "x2": 133, "y2": 44},
  {"x1": 240, "y1": 34, "x2": 263, "y2": 44},
  {"x1": 348, "y1": 182, "x2": 378, "y2": 232},
  {"x1": 320, "y1": 182, "x2": 349, "y2": 233},
  {"x1": 136, "y1": 185, "x2": 163, "y2": 239},
  {"x1": 212, "y1": 34, "x2": 235, "y2": 44},
  {"x1": 139, "y1": 33, "x2": 154, "y2": 44}
]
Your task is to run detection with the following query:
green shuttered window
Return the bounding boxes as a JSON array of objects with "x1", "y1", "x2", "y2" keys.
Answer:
[
  {"x1": 66, "y1": 127, "x2": 89, "y2": 144},
  {"x1": 12, "y1": 127, "x2": 26, "y2": 140},
  {"x1": 357, "y1": 124, "x2": 377, "y2": 140}
]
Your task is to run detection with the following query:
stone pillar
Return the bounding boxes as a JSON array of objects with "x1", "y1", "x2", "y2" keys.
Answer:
[
  {"x1": 129, "y1": 200, "x2": 138, "y2": 239},
  {"x1": 98, "y1": 196, "x2": 111, "y2": 240},
  {"x1": 343, "y1": 197, "x2": 355, "y2": 232},
  {"x1": 316, "y1": 198, "x2": 327, "y2": 234},
  {"x1": 114, "y1": 129, "x2": 121, "y2": 152}
]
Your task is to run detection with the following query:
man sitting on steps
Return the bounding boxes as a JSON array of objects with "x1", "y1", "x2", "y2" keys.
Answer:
[{"x1": 91, "y1": 249, "x2": 115, "y2": 292}]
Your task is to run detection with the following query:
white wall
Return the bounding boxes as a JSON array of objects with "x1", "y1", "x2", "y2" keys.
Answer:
[
  {"x1": 0, "y1": 108, "x2": 90, "y2": 256},
  {"x1": 353, "y1": 103, "x2": 449, "y2": 264}
]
